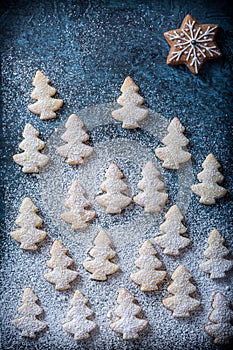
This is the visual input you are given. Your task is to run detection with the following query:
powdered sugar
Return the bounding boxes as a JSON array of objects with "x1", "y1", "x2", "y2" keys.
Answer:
[{"x1": 2, "y1": 102, "x2": 232, "y2": 350}]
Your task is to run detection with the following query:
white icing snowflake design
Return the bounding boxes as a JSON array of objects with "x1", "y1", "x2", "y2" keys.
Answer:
[{"x1": 165, "y1": 15, "x2": 221, "y2": 74}]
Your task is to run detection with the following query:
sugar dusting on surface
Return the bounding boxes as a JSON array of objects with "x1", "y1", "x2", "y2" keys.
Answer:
[
  {"x1": 2, "y1": 102, "x2": 232, "y2": 350},
  {"x1": 1, "y1": 1, "x2": 233, "y2": 349}
]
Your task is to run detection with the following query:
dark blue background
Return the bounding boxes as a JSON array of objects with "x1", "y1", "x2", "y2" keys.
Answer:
[{"x1": 1, "y1": 1, "x2": 232, "y2": 349}]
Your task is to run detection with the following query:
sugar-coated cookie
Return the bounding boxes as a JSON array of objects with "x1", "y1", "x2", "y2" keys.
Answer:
[
  {"x1": 155, "y1": 118, "x2": 191, "y2": 170},
  {"x1": 10, "y1": 197, "x2": 47, "y2": 250},
  {"x1": 112, "y1": 76, "x2": 148, "y2": 129},
  {"x1": 133, "y1": 161, "x2": 168, "y2": 213},
  {"x1": 28, "y1": 70, "x2": 63, "y2": 120},
  {"x1": 83, "y1": 229, "x2": 118, "y2": 281},
  {"x1": 108, "y1": 288, "x2": 148, "y2": 340},
  {"x1": 130, "y1": 240, "x2": 166, "y2": 291},
  {"x1": 57, "y1": 114, "x2": 93, "y2": 165},
  {"x1": 13, "y1": 123, "x2": 49, "y2": 173},
  {"x1": 63, "y1": 290, "x2": 97, "y2": 340},
  {"x1": 163, "y1": 265, "x2": 200, "y2": 318},
  {"x1": 12, "y1": 288, "x2": 47, "y2": 338},
  {"x1": 44, "y1": 240, "x2": 78, "y2": 290},
  {"x1": 95, "y1": 163, "x2": 131, "y2": 214}
]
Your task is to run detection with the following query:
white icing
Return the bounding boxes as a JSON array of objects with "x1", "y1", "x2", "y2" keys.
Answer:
[{"x1": 167, "y1": 19, "x2": 220, "y2": 74}]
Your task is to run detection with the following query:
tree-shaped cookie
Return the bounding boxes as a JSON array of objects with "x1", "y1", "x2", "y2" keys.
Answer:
[
  {"x1": 95, "y1": 163, "x2": 131, "y2": 214},
  {"x1": 61, "y1": 180, "x2": 96, "y2": 230},
  {"x1": 83, "y1": 229, "x2": 118, "y2": 281},
  {"x1": 108, "y1": 288, "x2": 148, "y2": 339},
  {"x1": 154, "y1": 205, "x2": 190, "y2": 255},
  {"x1": 10, "y1": 197, "x2": 47, "y2": 250},
  {"x1": 163, "y1": 265, "x2": 200, "y2": 317},
  {"x1": 13, "y1": 123, "x2": 49, "y2": 173},
  {"x1": 199, "y1": 229, "x2": 232, "y2": 279},
  {"x1": 63, "y1": 290, "x2": 97, "y2": 340},
  {"x1": 112, "y1": 76, "x2": 148, "y2": 129},
  {"x1": 205, "y1": 292, "x2": 233, "y2": 345},
  {"x1": 155, "y1": 117, "x2": 191, "y2": 169},
  {"x1": 57, "y1": 114, "x2": 93, "y2": 165},
  {"x1": 28, "y1": 70, "x2": 63, "y2": 120},
  {"x1": 130, "y1": 240, "x2": 166, "y2": 291},
  {"x1": 12, "y1": 288, "x2": 47, "y2": 338},
  {"x1": 133, "y1": 161, "x2": 168, "y2": 213},
  {"x1": 44, "y1": 240, "x2": 78, "y2": 290},
  {"x1": 191, "y1": 154, "x2": 227, "y2": 205}
]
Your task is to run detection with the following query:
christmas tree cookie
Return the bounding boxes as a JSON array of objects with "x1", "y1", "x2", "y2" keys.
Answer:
[
  {"x1": 199, "y1": 229, "x2": 232, "y2": 279},
  {"x1": 44, "y1": 240, "x2": 78, "y2": 290},
  {"x1": 61, "y1": 180, "x2": 96, "y2": 230},
  {"x1": 83, "y1": 229, "x2": 118, "y2": 281},
  {"x1": 63, "y1": 290, "x2": 97, "y2": 340},
  {"x1": 130, "y1": 240, "x2": 166, "y2": 291},
  {"x1": 12, "y1": 288, "x2": 47, "y2": 338},
  {"x1": 13, "y1": 123, "x2": 49, "y2": 173},
  {"x1": 155, "y1": 117, "x2": 191, "y2": 169},
  {"x1": 205, "y1": 292, "x2": 233, "y2": 345},
  {"x1": 95, "y1": 163, "x2": 131, "y2": 214},
  {"x1": 154, "y1": 205, "x2": 190, "y2": 256},
  {"x1": 112, "y1": 77, "x2": 148, "y2": 129},
  {"x1": 57, "y1": 114, "x2": 93, "y2": 165},
  {"x1": 163, "y1": 265, "x2": 200, "y2": 317},
  {"x1": 10, "y1": 197, "x2": 47, "y2": 250},
  {"x1": 134, "y1": 161, "x2": 168, "y2": 212},
  {"x1": 191, "y1": 154, "x2": 227, "y2": 205},
  {"x1": 28, "y1": 70, "x2": 63, "y2": 120},
  {"x1": 108, "y1": 288, "x2": 148, "y2": 339}
]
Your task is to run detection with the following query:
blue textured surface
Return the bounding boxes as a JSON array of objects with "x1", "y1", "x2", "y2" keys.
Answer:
[{"x1": 1, "y1": 1, "x2": 233, "y2": 349}]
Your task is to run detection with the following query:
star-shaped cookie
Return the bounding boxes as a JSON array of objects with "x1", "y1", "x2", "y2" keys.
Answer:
[{"x1": 164, "y1": 14, "x2": 221, "y2": 74}]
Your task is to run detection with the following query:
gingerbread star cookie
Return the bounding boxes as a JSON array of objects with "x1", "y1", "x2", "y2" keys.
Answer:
[{"x1": 164, "y1": 14, "x2": 221, "y2": 74}]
